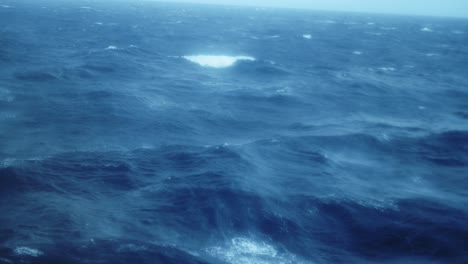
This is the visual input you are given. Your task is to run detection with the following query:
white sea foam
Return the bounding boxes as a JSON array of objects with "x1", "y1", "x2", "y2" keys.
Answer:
[
  {"x1": 183, "y1": 55, "x2": 255, "y2": 68},
  {"x1": 365, "y1": 32, "x2": 382, "y2": 36},
  {"x1": 14, "y1": 247, "x2": 43, "y2": 257},
  {"x1": 0, "y1": 257, "x2": 12, "y2": 263},
  {"x1": 206, "y1": 237, "x2": 306, "y2": 264},
  {"x1": 276, "y1": 88, "x2": 287, "y2": 93},
  {"x1": 426, "y1": 53, "x2": 439, "y2": 57},
  {"x1": 105, "y1": 46, "x2": 118, "y2": 50},
  {"x1": 250, "y1": 35, "x2": 279, "y2": 40},
  {"x1": 352, "y1": 51, "x2": 362, "y2": 55},
  {"x1": 380, "y1": 27, "x2": 397, "y2": 30},
  {"x1": 302, "y1": 34, "x2": 312, "y2": 39},
  {"x1": 316, "y1": 20, "x2": 336, "y2": 24},
  {"x1": 0, "y1": 88, "x2": 13, "y2": 102},
  {"x1": 378, "y1": 67, "x2": 396, "y2": 72},
  {"x1": 421, "y1": 27, "x2": 432, "y2": 32},
  {"x1": 1, "y1": 158, "x2": 16, "y2": 168},
  {"x1": 0, "y1": 112, "x2": 16, "y2": 120}
]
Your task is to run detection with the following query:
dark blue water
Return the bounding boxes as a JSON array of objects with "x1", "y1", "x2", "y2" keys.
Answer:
[{"x1": 1, "y1": 1, "x2": 468, "y2": 263}]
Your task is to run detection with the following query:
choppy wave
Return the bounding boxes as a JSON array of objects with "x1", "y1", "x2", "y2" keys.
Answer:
[{"x1": 1, "y1": 1, "x2": 468, "y2": 264}]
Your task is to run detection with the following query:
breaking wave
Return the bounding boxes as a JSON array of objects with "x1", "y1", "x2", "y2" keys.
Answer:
[{"x1": 183, "y1": 55, "x2": 256, "y2": 68}]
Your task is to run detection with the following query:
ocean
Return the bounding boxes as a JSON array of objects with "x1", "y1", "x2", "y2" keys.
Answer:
[{"x1": 1, "y1": 0, "x2": 468, "y2": 263}]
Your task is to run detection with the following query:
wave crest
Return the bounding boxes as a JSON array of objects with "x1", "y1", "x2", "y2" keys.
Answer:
[{"x1": 183, "y1": 55, "x2": 256, "y2": 68}]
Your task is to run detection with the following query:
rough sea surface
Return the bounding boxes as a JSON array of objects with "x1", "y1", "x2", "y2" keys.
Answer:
[{"x1": 1, "y1": 1, "x2": 468, "y2": 263}]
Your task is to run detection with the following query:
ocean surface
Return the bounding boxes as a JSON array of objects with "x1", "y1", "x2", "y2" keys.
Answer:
[{"x1": 1, "y1": 1, "x2": 468, "y2": 263}]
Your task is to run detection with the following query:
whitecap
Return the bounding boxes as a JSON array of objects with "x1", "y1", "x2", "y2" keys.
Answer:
[
  {"x1": 379, "y1": 133, "x2": 390, "y2": 141},
  {"x1": 352, "y1": 51, "x2": 362, "y2": 55},
  {"x1": 302, "y1": 34, "x2": 312, "y2": 39},
  {"x1": 14, "y1": 247, "x2": 43, "y2": 257},
  {"x1": 206, "y1": 237, "x2": 305, "y2": 264},
  {"x1": 426, "y1": 53, "x2": 439, "y2": 57},
  {"x1": 316, "y1": 20, "x2": 336, "y2": 24},
  {"x1": 1, "y1": 158, "x2": 16, "y2": 167},
  {"x1": 105, "y1": 46, "x2": 118, "y2": 50},
  {"x1": 183, "y1": 55, "x2": 255, "y2": 68},
  {"x1": 365, "y1": 32, "x2": 382, "y2": 36},
  {"x1": 95, "y1": 22, "x2": 103, "y2": 25},
  {"x1": 380, "y1": 27, "x2": 396, "y2": 30},
  {"x1": 231, "y1": 238, "x2": 276, "y2": 256},
  {"x1": 1, "y1": 5, "x2": 12, "y2": 8},
  {"x1": 378, "y1": 67, "x2": 396, "y2": 72},
  {"x1": 421, "y1": 27, "x2": 432, "y2": 32},
  {"x1": 276, "y1": 88, "x2": 287, "y2": 93}
]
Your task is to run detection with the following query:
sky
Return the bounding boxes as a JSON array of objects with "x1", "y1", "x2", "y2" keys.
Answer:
[{"x1": 156, "y1": 0, "x2": 468, "y2": 18}]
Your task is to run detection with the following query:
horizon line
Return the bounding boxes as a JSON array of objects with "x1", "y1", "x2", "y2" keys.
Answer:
[{"x1": 149, "y1": 0, "x2": 468, "y2": 19}]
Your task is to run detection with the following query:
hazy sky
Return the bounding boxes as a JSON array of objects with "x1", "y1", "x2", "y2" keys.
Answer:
[{"x1": 158, "y1": 0, "x2": 468, "y2": 18}]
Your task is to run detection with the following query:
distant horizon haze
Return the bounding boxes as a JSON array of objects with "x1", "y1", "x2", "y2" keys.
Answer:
[{"x1": 152, "y1": 0, "x2": 468, "y2": 18}]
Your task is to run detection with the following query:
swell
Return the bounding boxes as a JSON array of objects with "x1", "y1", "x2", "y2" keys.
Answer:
[
  {"x1": 10, "y1": 46, "x2": 164, "y2": 83},
  {"x1": 2, "y1": 2, "x2": 468, "y2": 263},
  {"x1": 1, "y1": 131, "x2": 467, "y2": 263}
]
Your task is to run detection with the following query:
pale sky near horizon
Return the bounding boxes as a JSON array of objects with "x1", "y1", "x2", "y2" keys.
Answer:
[{"x1": 155, "y1": 0, "x2": 468, "y2": 18}]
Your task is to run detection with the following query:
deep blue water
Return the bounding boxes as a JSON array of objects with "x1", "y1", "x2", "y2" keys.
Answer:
[{"x1": 1, "y1": 0, "x2": 468, "y2": 263}]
